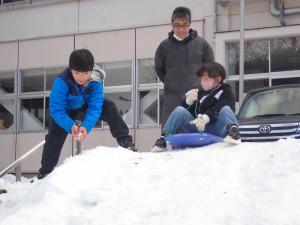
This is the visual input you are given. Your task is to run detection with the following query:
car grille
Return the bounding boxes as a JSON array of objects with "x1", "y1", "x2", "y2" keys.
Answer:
[{"x1": 239, "y1": 122, "x2": 300, "y2": 141}]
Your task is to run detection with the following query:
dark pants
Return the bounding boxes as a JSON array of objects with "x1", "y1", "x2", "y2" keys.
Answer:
[{"x1": 39, "y1": 98, "x2": 132, "y2": 174}]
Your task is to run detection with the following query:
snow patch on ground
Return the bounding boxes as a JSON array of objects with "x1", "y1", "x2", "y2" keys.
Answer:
[{"x1": 1, "y1": 140, "x2": 300, "y2": 225}]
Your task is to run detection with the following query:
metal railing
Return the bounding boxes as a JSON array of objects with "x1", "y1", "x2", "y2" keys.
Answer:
[
  {"x1": 0, "y1": 136, "x2": 82, "y2": 182},
  {"x1": 0, "y1": 140, "x2": 45, "y2": 181}
]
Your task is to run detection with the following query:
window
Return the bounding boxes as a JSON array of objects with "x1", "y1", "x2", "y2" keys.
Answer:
[
  {"x1": 272, "y1": 77, "x2": 300, "y2": 86},
  {"x1": 227, "y1": 40, "x2": 269, "y2": 75},
  {"x1": 0, "y1": 58, "x2": 164, "y2": 132},
  {"x1": 0, "y1": 71, "x2": 16, "y2": 132},
  {"x1": 138, "y1": 89, "x2": 164, "y2": 125},
  {"x1": 227, "y1": 36, "x2": 300, "y2": 103},
  {"x1": 95, "y1": 61, "x2": 134, "y2": 128},
  {"x1": 104, "y1": 61, "x2": 132, "y2": 86},
  {"x1": 138, "y1": 58, "x2": 158, "y2": 84},
  {"x1": 0, "y1": 99, "x2": 14, "y2": 131},
  {"x1": 270, "y1": 37, "x2": 300, "y2": 72},
  {"x1": 227, "y1": 36, "x2": 300, "y2": 75},
  {"x1": 46, "y1": 67, "x2": 64, "y2": 91},
  {"x1": 17, "y1": 67, "x2": 66, "y2": 131},
  {"x1": 45, "y1": 97, "x2": 50, "y2": 129},
  {"x1": 105, "y1": 92, "x2": 132, "y2": 126},
  {"x1": 137, "y1": 58, "x2": 163, "y2": 126},
  {"x1": 1, "y1": 0, "x2": 26, "y2": 4},
  {"x1": 0, "y1": 71, "x2": 15, "y2": 93},
  {"x1": 20, "y1": 69, "x2": 44, "y2": 93},
  {"x1": 19, "y1": 98, "x2": 45, "y2": 131}
]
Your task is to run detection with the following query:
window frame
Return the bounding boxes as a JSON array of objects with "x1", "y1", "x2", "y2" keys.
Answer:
[{"x1": 137, "y1": 58, "x2": 163, "y2": 128}]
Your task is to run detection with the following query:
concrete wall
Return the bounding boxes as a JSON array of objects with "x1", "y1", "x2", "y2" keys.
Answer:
[
  {"x1": 0, "y1": 0, "x2": 213, "y2": 42},
  {"x1": 217, "y1": 0, "x2": 300, "y2": 32},
  {"x1": 0, "y1": 42, "x2": 18, "y2": 71}
]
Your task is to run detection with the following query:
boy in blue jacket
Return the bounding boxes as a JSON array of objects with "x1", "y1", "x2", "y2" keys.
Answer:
[
  {"x1": 37, "y1": 49, "x2": 137, "y2": 179},
  {"x1": 39, "y1": 49, "x2": 139, "y2": 179},
  {"x1": 38, "y1": 49, "x2": 103, "y2": 178}
]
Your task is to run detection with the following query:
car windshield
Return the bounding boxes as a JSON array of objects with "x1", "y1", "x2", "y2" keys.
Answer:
[{"x1": 239, "y1": 87, "x2": 300, "y2": 119}]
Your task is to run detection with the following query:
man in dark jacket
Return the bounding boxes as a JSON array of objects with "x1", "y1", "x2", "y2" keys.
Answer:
[
  {"x1": 151, "y1": 62, "x2": 240, "y2": 152},
  {"x1": 155, "y1": 6, "x2": 214, "y2": 126}
]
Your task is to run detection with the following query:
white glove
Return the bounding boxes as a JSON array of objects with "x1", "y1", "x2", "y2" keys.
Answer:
[
  {"x1": 191, "y1": 114, "x2": 210, "y2": 132},
  {"x1": 185, "y1": 89, "x2": 198, "y2": 105}
]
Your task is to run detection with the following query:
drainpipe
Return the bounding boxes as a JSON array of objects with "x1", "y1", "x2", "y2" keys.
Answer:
[
  {"x1": 213, "y1": 0, "x2": 218, "y2": 35},
  {"x1": 270, "y1": 0, "x2": 300, "y2": 26}
]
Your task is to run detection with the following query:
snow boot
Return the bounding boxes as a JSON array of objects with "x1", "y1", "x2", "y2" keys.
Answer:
[
  {"x1": 37, "y1": 172, "x2": 49, "y2": 180},
  {"x1": 118, "y1": 138, "x2": 138, "y2": 152},
  {"x1": 224, "y1": 123, "x2": 241, "y2": 145},
  {"x1": 151, "y1": 136, "x2": 168, "y2": 152},
  {"x1": 0, "y1": 189, "x2": 7, "y2": 195}
]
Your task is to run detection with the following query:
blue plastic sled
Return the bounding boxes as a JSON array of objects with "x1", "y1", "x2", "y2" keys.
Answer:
[{"x1": 166, "y1": 133, "x2": 223, "y2": 149}]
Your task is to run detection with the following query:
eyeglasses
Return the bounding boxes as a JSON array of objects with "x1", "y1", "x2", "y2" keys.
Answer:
[{"x1": 172, "y1": 23, "x2": 190, "y2": 29}]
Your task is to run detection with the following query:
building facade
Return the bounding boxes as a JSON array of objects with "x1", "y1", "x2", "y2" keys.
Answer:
[{"x1": 0, "y1": 0, "x2": 299, "y2": 173}]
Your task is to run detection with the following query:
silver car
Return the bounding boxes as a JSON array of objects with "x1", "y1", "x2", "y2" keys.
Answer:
[{"x1": 237, "y1": 84, "x2": 300, "y2": 142}]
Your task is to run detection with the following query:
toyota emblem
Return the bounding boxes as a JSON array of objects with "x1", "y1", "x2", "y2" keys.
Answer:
[{"x1": 258, "y1": 125, "x2": 271, "y2": 134}]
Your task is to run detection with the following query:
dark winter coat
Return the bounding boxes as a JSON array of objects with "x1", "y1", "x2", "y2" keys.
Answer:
[
  {"x1": 182, "y1": 83, "x2": 235, "y2": 123},
  {"x1": 50, "y1": 68, "x2": 104, "y2": 133},
  {"x1": 155, "y1": 29, "x2": 214, "y2": 125}
]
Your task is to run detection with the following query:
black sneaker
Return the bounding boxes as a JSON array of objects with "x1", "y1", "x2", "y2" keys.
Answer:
[
  {"x1": 151, "y1": 137, "x2": 167, "y2": 152},
  {"x1": 118, "y1": 139, "x2": 138, "y2": 152},
  {"x1": 0, "y1": 189, "x2": 7, "y2": 195},
  {"x1": 126, "y1": 143, "x2": 138, "y2": 152},
  {"x1": 37, "y1": 172, "x2": 49, "y2": 180},
  {"x1": 224, "y1": 123, "x2": 241, "y2": 145}
]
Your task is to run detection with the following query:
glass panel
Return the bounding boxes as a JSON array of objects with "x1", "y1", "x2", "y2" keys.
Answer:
[
  {"x1": 3, "y1": 0, "x2": 25, "y2": 3},
  {"x1": 104, "y1": 92, "x2": 132, "y2": 126},
  {"x1": 138, "y1": 58, "x2": 158, "y2": 84},
  {"x1": 0, "y1": 99, "x2": 14, "y2": 131},
  {"x1": 139, "y1": 90, "x2": 158, "y2": 125},
  {"x1": 227, "y1": 40, "x2": 269, "y2": 75},
  {"x1": 0, "y1": 72, "x2": 14, "y2": 93},
  {"x1": 20, "y1": 69, "x2": 44, "y2": 92},
  {"x1": 159, "y1": 89, "x2": 164, "y2": 125},
  {"x1": 104, "y1": 61, "x2": 132, "y2": 86},
  {"x1": 45, "y1": 97, "x2": 50, "y2": 129},
  {"x1": 272, "y1": 77, "x2": 300, "y2": 86},
  {"x1": 271, "y1": 37, "x2": 300, "y2": 72},
  {"x1": 226, "y1": 79, "x2": 269, "y2": 102},
  {"x1": 46, "y1": 67, "x2": 64, "y2": 91},
  {"x1": 20, "y1": 98, "x2": 44, "y2": 131},
  {"x1": 239, "y1": 87, "x2": 300, "y2": 119}
]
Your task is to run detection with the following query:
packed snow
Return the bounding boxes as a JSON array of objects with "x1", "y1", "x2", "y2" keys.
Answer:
[{"x1": 1, "y1": 139, "x2": 300, "y2": 225}]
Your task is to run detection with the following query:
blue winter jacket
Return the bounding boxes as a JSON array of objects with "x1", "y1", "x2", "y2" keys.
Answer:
[{"x1": 50, "y1": 68, "x2": 104, "y2": 133}]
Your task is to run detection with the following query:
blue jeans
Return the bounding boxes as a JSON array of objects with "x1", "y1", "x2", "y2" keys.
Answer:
[{"x1": 163, "y1": 106, "x2": 238, "y2": 138}]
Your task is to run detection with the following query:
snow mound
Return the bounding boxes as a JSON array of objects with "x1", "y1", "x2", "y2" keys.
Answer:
[{"x1": 1, "y1": 139, "x2": 300, "y2": 225}]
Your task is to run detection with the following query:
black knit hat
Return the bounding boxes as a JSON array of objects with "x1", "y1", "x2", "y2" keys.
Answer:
[
  {"x1": 197, "y1": 62, "x2": 226, "y2": 81},
  {"x1": 69, "y1": 49, "x2": 94, "y2": 72},
  {"x1": 171, "y1": 6, "x2": 191, "y2": 22}
]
